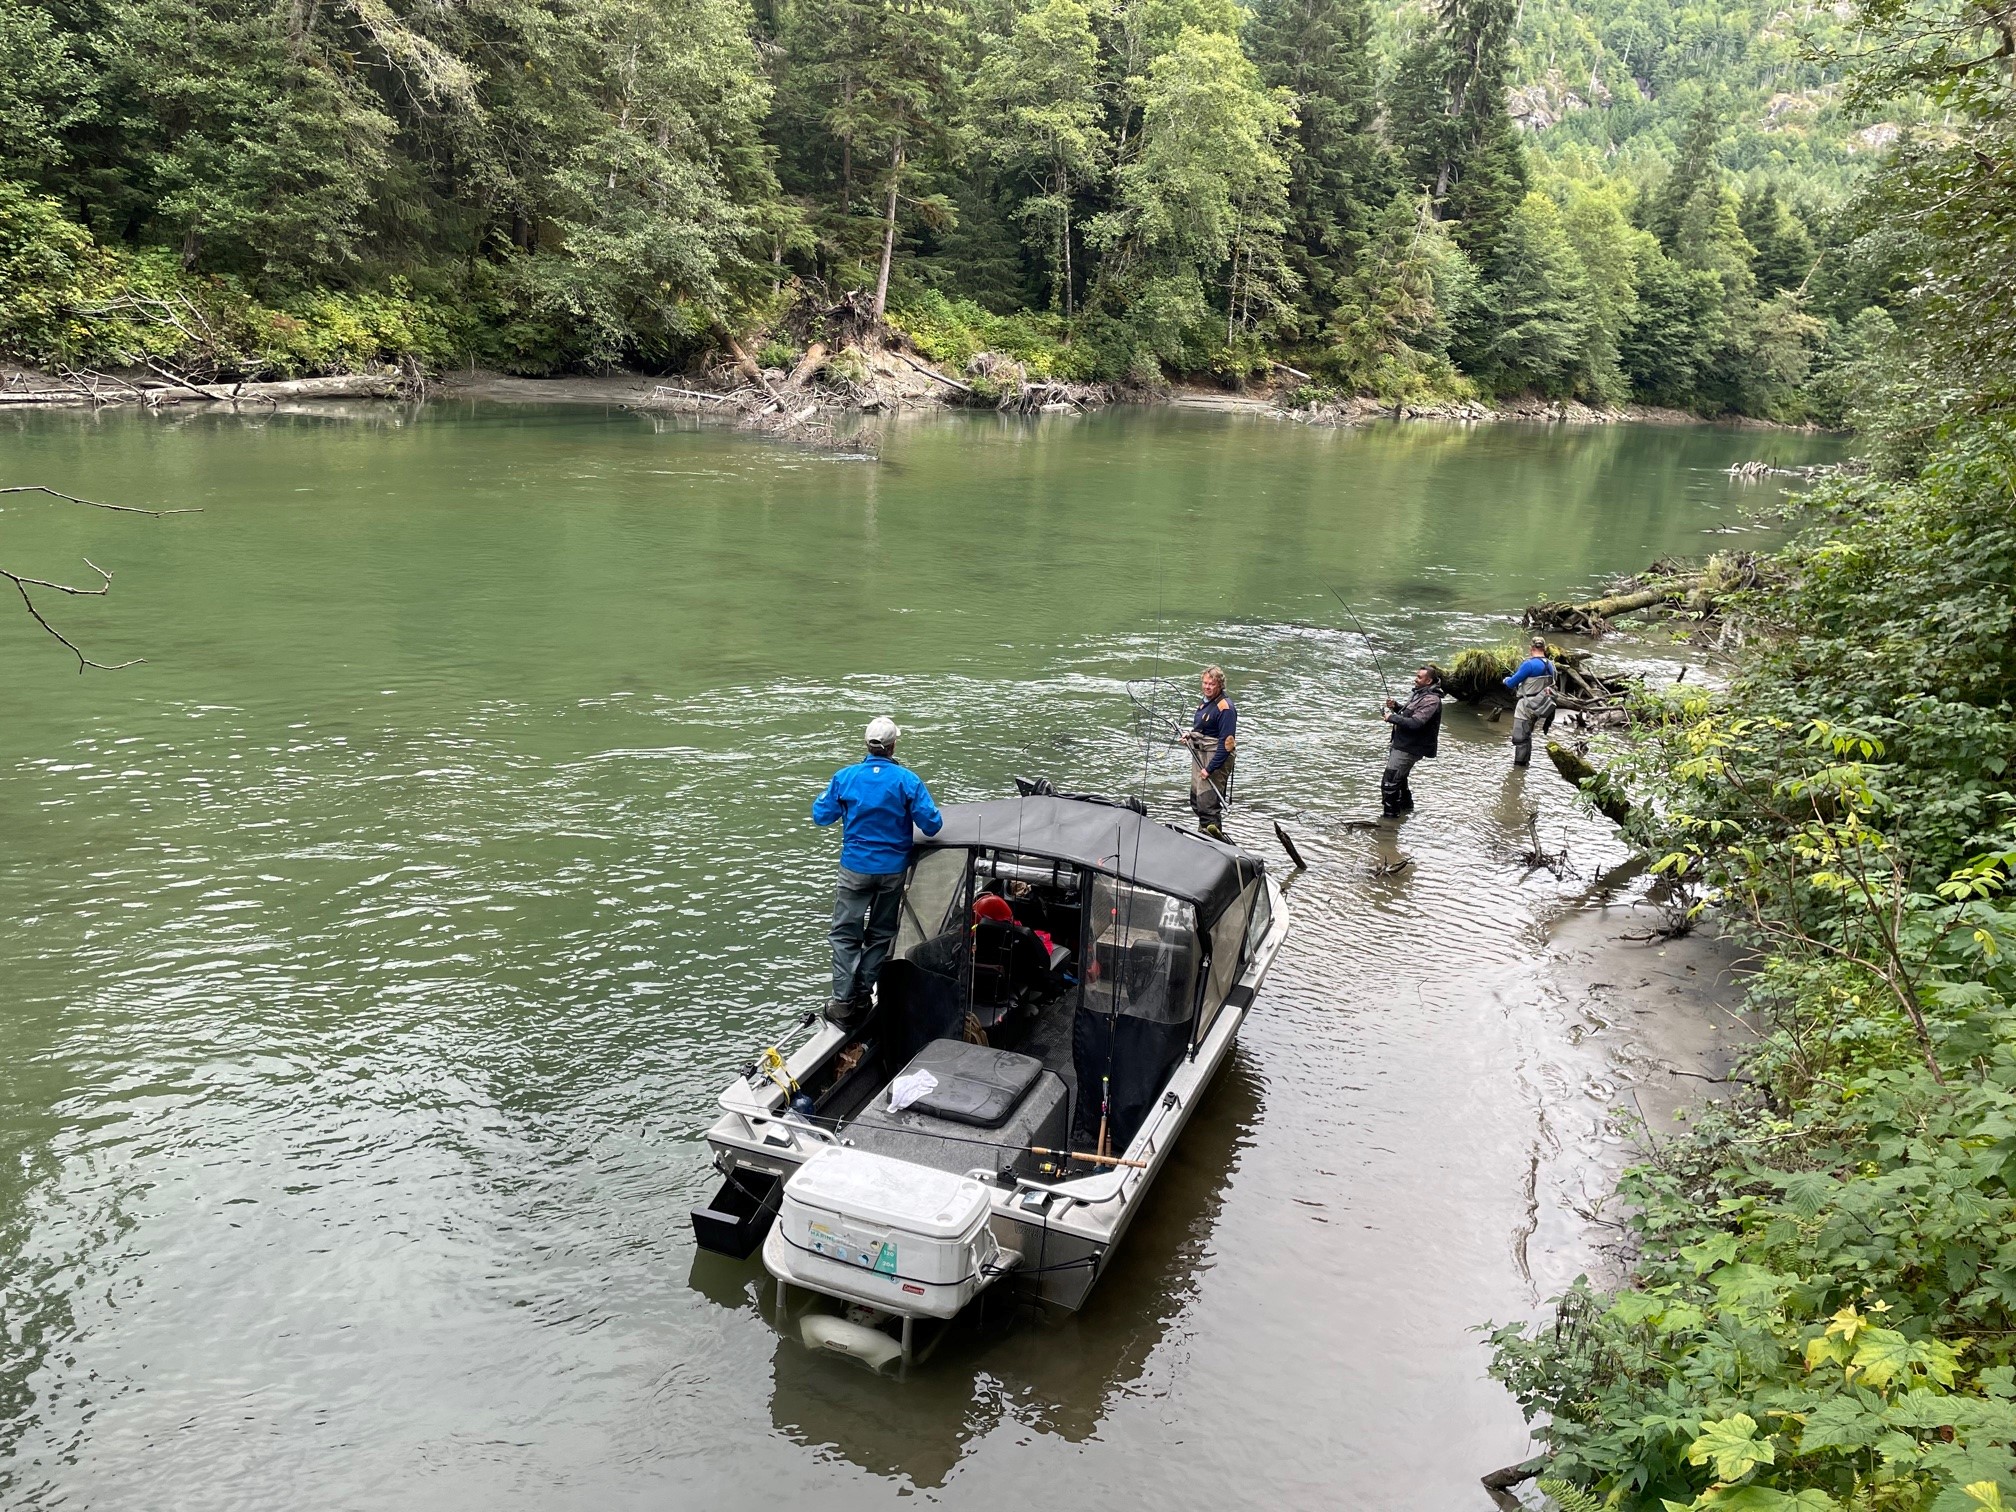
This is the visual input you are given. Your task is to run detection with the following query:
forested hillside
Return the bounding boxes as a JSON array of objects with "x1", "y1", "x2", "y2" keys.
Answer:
[{"x1": 0, "y1": 0, "x2": 1907, "y2": 415}]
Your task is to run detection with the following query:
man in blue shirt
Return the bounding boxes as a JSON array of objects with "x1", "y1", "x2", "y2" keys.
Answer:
[
  {"x1": 1181, "y1": 665, "x2": 1238, "y2": 840},
  {"x1": 1502, "y1": 636, "x2": 1558, "y2": 768},
  {"x1": 811, "y1": 716, "x2": 944, "y2": 1024}
]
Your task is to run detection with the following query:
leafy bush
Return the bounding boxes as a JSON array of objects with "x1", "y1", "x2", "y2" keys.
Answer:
[
  {"x1": 0, "y1": 179, "x2": 118, "y2": 360},
  {"x1": 888, "y1": 289, "x2": 1101, "y2": 381},
  {"x1": 1490, "y1": 419, "x2": 2016, "y2": 1511}
]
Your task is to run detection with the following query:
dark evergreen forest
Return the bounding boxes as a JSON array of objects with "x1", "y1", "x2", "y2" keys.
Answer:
[{"x1": 0, "y1": 0, "x2": 1922, "y2": 415}]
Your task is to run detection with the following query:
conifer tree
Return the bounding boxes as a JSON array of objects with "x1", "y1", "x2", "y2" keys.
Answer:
[
  {"x1": 1738, "y1": 185, "x2": 1817, "y2": 293},
  {"x1": 1386, "y1": 0, "x2": 1527, "y2": 265},
  {"x1": 1245, "y1": 0, "x2": 1392, "y2": 317},
  {"x1": 780, "y1": 0, "x2": 967, "y2": 310},
  {"x1": 1645, "y1": 99, "x2": 1721, "y2": 251},
  {"x1": 1483, "y1": 191, "x2": 1593, "y2": 393},
  {"x1": 1557, "y1": 180, "x2": 1651, "y2": 403},
  {"x1": 1326, "y1": 189, "x2": 1477, "y2": 394}
]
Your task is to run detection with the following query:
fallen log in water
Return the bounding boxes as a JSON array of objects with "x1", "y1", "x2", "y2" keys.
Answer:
[
  {"x1": 1524, "y1": 576, "x2": 1705, "y2": 635},
  {"x1": 0, "y1": 370, "x2": 404, "y2": 407},
  {"x1": 1546, "y1": 741, "x2": 1632, "y2": 824},
  {"x1": 221, "y1": 374, "x2": 401, "y2": 400}
]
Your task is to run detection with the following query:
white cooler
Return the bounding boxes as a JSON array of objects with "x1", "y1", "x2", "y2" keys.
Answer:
[{"x1": 763, "y1": 1146, "x2": 1003, "y2": 1318}]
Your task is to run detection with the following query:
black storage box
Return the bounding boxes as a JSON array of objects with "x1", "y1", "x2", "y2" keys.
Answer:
[{"x1": 691, "y1": 1168, "x2": 783, "y2": 1259}]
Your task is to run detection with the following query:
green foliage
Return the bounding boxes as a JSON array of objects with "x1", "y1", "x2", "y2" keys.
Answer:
[
  {"x1": 1489, "y1": 0, "x2": 2016, "y2": 1489},
  {"x1": 1389, "y1": 0, "x2": 1529, "y2": 264},
  {"x1": 1246, "y1": 0, "x2": 1394, "y2": 321},
  {"x1": 0, "y1": 0, "x2": 1907, "y2": 399},
  {"x1": 968, "y1": 0, "x2": 1106, "y2": 314},
  {"x1": 886, "y1": 289, "x2": 1098, "y2": 378},
  {"x1": 1480, "y1": 191, "x2": 1595, "y2": 394}
]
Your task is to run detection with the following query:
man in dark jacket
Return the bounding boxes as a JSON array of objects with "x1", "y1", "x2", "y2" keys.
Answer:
[
  {"x1": 811, "y1": 716, "x2": 944, "y2": 1023},
  {"x1": 1381, "y1": 665, "x2": 1444, "y2": 817}
]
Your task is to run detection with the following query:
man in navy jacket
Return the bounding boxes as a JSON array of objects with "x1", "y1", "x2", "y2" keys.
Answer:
[{"x1": 811, "y1": 716, "x2": 944, "y2": 1023}]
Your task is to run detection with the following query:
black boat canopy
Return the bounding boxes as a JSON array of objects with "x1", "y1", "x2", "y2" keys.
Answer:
[{"x1": 915, "y1": 795, "x2": 1263, "y2": 925}]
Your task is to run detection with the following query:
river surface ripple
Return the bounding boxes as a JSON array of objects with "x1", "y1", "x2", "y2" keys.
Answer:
[{"x1": 0, "y1": 404, "x2": 1842, "y2": 1508}]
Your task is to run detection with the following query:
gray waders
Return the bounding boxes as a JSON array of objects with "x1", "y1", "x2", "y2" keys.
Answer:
[
  {"x1": 1191, "y1": 756, "x2": 1233, "y2": 839},
  {"x1": 1510, "y1": 670, "x2": 1557, "y2": 768}
]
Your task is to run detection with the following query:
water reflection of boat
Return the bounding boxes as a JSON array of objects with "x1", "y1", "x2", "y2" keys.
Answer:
[
  {"x1": 691, "y1": 791, "x2": 1289, "y2": 1368},
  {"x1": 689, "y1": 1052, "x2": 1263, "y2": 1486}
]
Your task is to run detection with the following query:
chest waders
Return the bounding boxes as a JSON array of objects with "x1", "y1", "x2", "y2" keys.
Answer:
[
  {"x1": 1510, "y1": 667, "x2": 1557, "y2": 768},
  {"x1": 1189, "y1": 700, "x2": 1235, "y2": 839}
]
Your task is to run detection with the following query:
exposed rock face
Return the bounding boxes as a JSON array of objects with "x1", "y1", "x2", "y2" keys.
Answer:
[
  {"x1": 1507, "y1": 68, "x2": 1614, "y2": 131},
  {"x1": 1849, "y1": 121, "x2": 1901, "y2": 152},
  {"x1": 1761, "y1": 90, "x2": 1819, "y2": 126}
]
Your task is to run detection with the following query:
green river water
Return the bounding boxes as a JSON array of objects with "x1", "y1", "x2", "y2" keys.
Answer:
[{"x1": 0, "y1": 401, "x2": 1842, "y2": 1509}]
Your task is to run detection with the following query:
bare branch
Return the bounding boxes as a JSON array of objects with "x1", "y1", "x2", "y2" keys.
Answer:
[
  {"x1": 0, "y1": 486, "x2": 198, "y2": 516},
  {"x1": 2, "y1": 486, "x2": 186, "y2": 670},
  {"x1": 1, "y1": 568, "x2": 144, "y2": 673}
]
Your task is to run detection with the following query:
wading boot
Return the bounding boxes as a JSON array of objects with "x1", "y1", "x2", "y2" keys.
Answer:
[
  {"x1": 1380, "y1": 773, "x2": 1403, "y2": 818},
  {"x1": 826, "y1": 996, "x2": 859, "y2": 1028}
]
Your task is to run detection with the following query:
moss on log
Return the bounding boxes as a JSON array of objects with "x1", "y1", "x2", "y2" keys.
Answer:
[{"x1": 1546, "y1": 741, "x2": 1632, "y2": 823}]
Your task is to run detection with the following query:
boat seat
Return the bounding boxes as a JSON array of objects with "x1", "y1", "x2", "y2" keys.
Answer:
[
  {"x1": 842, "y1": 1040, "x2": 1068, "y2": 1179},
  {"x1": 897, "y1": 1038, "x2": 1042, "y2": 1128},
  {"x1": 970, "y1": 919, "x2": 1066, "y2": 1028}
]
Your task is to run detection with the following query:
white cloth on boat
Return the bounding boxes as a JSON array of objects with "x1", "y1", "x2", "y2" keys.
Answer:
[{"x1": 887, "y1": 1069, "x2": 939, "y2": 1113}]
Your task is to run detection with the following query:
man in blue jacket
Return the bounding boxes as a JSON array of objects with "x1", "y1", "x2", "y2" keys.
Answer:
[
  {"x1": 811, "y1": 716, "x2": 944, "y2": 1024},
  {"x1": 1502, "y1": 636, "x2": 1558, "y2": 768}
]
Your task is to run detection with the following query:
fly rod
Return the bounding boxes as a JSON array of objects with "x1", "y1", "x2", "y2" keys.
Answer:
[
  {"x1": 1327, "y1": 585, "x2": 1395, "y2": 701},
  {"x1": 1030, "y1": 1147, "x2": 1148, "y2": 1169}
]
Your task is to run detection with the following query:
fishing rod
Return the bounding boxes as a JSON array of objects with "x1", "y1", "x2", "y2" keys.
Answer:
[
  {"x1": 1327, "y1": 584, "x2": 1396, "y2": 702},
  {"x1": 1150, "y1": 714, "x2": 1308, "y2": 870}
]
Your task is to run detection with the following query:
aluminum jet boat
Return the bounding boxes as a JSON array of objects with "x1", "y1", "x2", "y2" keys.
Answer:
[{"x1": 691, "y1": 788, "x2": 1289, "y2": 1365}]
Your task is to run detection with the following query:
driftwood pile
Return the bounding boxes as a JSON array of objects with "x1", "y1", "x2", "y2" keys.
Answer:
[
  {"x1": 641, "y1": 332, "x2": 1109, "y2": 442},
  {"x1": 644, "y1": 333, "x2": 873, "y2": 452},
  {"x1": 1725, "y1": 460, "x2": 1835, "y2": 482}
]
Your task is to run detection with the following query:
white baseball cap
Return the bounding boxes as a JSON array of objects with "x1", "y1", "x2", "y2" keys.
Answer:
[{"x1": 865, "y1": 716, "x2": 900, "y2": 751}]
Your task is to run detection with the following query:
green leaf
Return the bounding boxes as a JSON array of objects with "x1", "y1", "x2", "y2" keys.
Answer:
[
  {"x1": 1683, "y1": 1234, "x2": 1741, "y2": 1274},
  {"x1": 1851, "y1": 1328, "x2": 1918, "y2": 1388},
  {"x1": 1777, "y1": 1171, "x2": 1837, "y2": 1219},
  {"x1": 1687, "y1": 1413, "x2": 1776, "y2": 1481},
  {"x1": 1713, "y1": 1263, "x2": 1789, "y2": 1311},
  {"x1": 1701, "y1": 1489, "x2": 1840, "y2": 1511},
  {"x1": 1609, "y1": 1290, "x2": 1666, "y2": 1326},
  {"x1": 1797, "y1": 1395, "x2": 1886, "y2": 1452}
]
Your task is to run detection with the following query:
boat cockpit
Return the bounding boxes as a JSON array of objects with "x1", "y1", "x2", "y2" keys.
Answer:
[{"x1": 785, "y1": 794, "x2": 1273, "y2": 1184}]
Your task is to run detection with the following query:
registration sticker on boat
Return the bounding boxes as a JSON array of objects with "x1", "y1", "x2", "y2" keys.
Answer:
[{"x1": 873, "y1": 1242, "x2": 897, "y2": 1275}]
